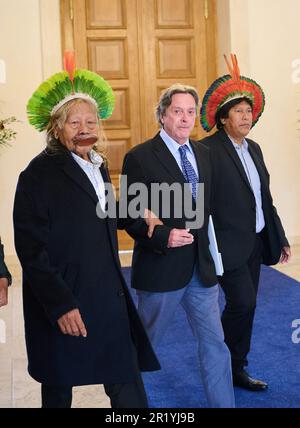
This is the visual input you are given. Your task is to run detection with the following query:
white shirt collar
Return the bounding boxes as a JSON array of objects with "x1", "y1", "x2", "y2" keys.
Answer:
[
  {"x1": 160, "y1": 128, "x2": 192, "y2": 155},
  {"x1": 71, "y1": 149, "x2": 103, "y2": 167},
  {"x1": 227, "y1": 134, "x2": 248, "y2": 150}
]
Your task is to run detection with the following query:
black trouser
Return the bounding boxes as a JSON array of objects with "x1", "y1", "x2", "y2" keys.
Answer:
[
  {"x1": 41, "y1": 379, "x2": 148, "y2": 408},
  {"x1": 41, "y1": 345, "x2": 148, "y2": 408},
  {"x1": 218, "y1": 234, "x2": 263, "y2": 373}
]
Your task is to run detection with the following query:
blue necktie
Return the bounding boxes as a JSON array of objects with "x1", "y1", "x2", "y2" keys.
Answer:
[{"x1": 179, "y1": 145, "x2": 198, "y2": 200}]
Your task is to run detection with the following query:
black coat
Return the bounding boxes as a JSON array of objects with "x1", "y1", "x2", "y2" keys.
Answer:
[
  {"x1": 13, "y1": 149, "x2": 159, "y2": 387},
  {"x1": 200, "y1": 129, "x2": 289, "y2": 270},
  {"x1": 119, "y1": 133, "x2": 218, "y2": 291}
]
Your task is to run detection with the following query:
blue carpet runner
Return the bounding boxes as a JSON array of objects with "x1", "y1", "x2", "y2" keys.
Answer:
[{"x1": 122, "y1": 266, "x2": 300, "y2": 408}]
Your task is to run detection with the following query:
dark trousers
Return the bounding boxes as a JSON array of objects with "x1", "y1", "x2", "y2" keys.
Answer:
[
  {"x1": 218, "y1": 234, "x2": 263, "y2": 373},
  {"x1": 41, "y1": 379, "x2": 148, "y2": 408},
  {"x1": 41, "y1": 345, "x2": 148, "y2": 408}
]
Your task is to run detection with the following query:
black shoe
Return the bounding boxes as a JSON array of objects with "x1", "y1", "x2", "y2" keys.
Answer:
[{"x1": 233, "y1": 369, "x2": 268, "y2": 391}]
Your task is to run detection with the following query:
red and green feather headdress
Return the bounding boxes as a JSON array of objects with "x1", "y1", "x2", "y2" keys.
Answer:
[
  {"x1": 200, "y1": 54, "x2": 265, "y2": 132},
  {"x1": 27, "y1": 52, "x2": 115, "y2": 132}
]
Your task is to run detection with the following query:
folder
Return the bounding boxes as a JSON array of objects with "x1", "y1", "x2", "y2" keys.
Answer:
[{"x1": 208, "y1": 215, "x2": 224, "y2": 276}]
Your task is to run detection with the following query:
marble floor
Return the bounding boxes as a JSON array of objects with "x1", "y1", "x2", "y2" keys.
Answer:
[{"x1": 0, "y1": 245, "x2": 299, "y2": 408}]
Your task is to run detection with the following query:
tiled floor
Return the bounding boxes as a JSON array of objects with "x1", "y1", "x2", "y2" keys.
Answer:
[{"x1": 0, "y1": 245, "x2": 299, "y2": 408}]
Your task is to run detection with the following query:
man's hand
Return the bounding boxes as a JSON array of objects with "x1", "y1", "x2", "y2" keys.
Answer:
[
  {"x1": 57, "y1": 308, "x2": 87, "y2": 337},
  {"x1": 168, "y1": 228, "x2": 194, "y2": 248},
  {"x1": 0, "y1": 278, "x2": 8, "y2": 307},
  {"x1": 279, "y1": 246, "x2": 291, "y2": 264},
  {"x1": 144, "y1": 208, "x2": 163, "y2": 238}
]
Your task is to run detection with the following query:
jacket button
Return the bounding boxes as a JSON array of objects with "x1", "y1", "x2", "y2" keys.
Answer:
[{"x1": 118, "y1": 289, "x2": 124, "y2": 296}]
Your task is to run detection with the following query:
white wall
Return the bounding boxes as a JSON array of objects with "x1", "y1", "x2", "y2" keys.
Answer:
[
  {"x1": 217, "y1": 0, "x2": 300, "y2": 244},
  {"x1": 0, "y1": 0, "x2": 61, "y2": 254}
]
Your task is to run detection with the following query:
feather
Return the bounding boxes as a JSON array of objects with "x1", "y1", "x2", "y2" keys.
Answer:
[
  {"x1": 231, "y1": 54, "x2": 240, "y2": 81},
  {"x1": 64, "y1": 51, "x2": 76, "y2": 83},
  {"x1": 27, "y1": 69, "x2": 115, "y2": 131},
  {"x1": 224, "y1": 54, "x2": 233, "y2": 77},
  {"x1": 200, "y1": 54, "x2": 265, "y2": 132},
  {"x1": 224, "y1": 53, "x2": 241, "y2": 82}
]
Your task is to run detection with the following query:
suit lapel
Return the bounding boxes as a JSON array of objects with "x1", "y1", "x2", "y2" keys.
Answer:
[
  {"x1": 218, "y1": 130, "x2": 253, "y2": 193},
  {"x1": 100, "y1": 162, "x2": 110, "y2": 183},
  {"x1": 151, "y1": 134, "x2": 207, "y2": 207},
  {"x1": 53, "y1": 150, "x2": 99, "y2": 204},
  {"x1": 152, "y1": 133, "x2": 187, "y2": 184},
  {"x1": 190, "y1": 140, "x2": 206, "y2": 183},
  {"x1": 247, "y1": 143, "x2": 269, "y2": 194},
  {"x1": 99, "y1": 162, "x2": 120, "y2": 258}
]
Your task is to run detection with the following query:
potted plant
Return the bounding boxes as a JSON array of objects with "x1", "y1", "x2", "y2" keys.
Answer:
[{"x1": 0, "y1": 116, "x2": 18, "y2": 147}]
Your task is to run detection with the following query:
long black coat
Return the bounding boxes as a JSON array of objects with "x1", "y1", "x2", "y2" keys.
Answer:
[
  {"x1": 119, "y1": 133, "x2": 218, "y2": 291},
  {"x1": 200, "y1": 129, "x2": 289, "y2": 270},
  {"x1": 13, "y1": 148, "x2": 159, "y2": 387}
]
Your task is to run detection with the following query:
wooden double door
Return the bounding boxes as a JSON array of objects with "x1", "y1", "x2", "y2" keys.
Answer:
[{"x1": 61, "y1": 0, "x2": 217, "y2": 249}]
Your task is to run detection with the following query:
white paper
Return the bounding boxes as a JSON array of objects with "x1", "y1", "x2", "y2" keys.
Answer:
[{"x1": 208, "y1": 215, "x2": 224, "y2": 276}]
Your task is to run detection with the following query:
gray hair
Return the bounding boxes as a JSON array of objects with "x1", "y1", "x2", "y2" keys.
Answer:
[{"x1": 155, "y1": 83, "x2": 199, "y2": 126}]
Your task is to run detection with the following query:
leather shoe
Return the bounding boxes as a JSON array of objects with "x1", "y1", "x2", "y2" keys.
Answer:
[{"x1": 233, "y1": 369, "x2": 268, "y2": 391}]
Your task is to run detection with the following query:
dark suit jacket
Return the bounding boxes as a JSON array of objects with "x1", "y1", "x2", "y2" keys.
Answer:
[
  {"x1": 119, "y1": 133, "x2": 218, "y2": 291},
  {"x1": 200, "y1": 129, "x2": 289, "y2": 270},
  {"x1": 0, "y1": 239, "x2": 12, "y2": 284},
  {"x1": 13, "y1": 148, "x2": 159, "y2": 387}
]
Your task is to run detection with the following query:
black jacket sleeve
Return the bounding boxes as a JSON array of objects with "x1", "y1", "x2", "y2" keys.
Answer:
[
  {"x1": 255, "y1": 143, "x2": 289, "y2": 248},
  {"x1": 13, "y1": 171, "x2": 79, "y2": 324},
  {"x1": 0, "y1": 239, "x2": 12, "y2": 285}
]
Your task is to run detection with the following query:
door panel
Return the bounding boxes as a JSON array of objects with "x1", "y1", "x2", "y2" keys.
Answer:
[
  {"x1": 86, "y1": 0, "x2": 126, "y2": 29},
  {"x1": 137, "y1": 0, "x2": 216, "y2": 141}
]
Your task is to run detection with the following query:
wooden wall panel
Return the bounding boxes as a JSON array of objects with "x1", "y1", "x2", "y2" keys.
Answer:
[
  {"x1": 155, "y1": 0, "x2": 193, "y2": 28},
  {"x1": 136, "y1": 0, "x2": 218, "y2": 143},
  {"x1": 86, "y1": 0, "x2": 125, "y2": 28},
  {"x1": 105, "y1": 88, "x2": 130, "y2": 129},
  {"x1": 157, "y1": 37, "x2": 195, "y2": 78},
  {"x1": 106, "y1": 139, "x2": 130, "y2": 174},
  {"x1": 88, "y1": 38, "x2": 128, "y2": 79}
]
